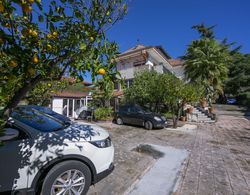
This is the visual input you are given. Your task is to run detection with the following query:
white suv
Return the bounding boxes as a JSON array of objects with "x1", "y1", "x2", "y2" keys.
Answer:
[{"x1": 0, "y1": 106, "x2": 114, "y2": 195}]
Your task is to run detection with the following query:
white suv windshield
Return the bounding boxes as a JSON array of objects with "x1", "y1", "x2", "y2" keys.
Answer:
[{"x1": 11, "y1": 107, "x2": 65, "y2": 132}]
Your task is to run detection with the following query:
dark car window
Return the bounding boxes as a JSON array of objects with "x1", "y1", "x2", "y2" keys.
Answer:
[
  {"x1": 11, "y1": 107, "x2": 65, "y2": 132},
  {"x1": 128, "y1": 106, "x2": 137, "y2": 113},
  {"x1": 119, "y1": 106, "x2": 128, "y2": 113}
]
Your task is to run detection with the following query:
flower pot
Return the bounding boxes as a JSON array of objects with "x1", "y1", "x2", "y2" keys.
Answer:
[
  {"x1": 200, "y1": 100, "x2": 207, "y2": 108},
  {"x1": 180, "y1": 116, "x2": 186, "y2": 121},
  {"x1": 187, "y1": 107, "x2": 193, "y2": 114},
  {"x1": 208, "y1": 107, "x2": 214, "y2": 113}
]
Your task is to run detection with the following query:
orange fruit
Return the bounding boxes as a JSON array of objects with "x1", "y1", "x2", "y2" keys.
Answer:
[
  {"x1": 31, "y1": 30, "x2": 38, "y2": 37},
  {"x1": 47, "y1": 33, "x2": 52, "y2": 39},
  {"x1": 23, "y1": 5, "x2": 32, "y2": 13},
  {"x1": 46, "y1": 44, "x2": 52, "y2": 50},
  {"x1": 32, "y1": 55, "x2": 39, "y2": 64},
  {"x1": 106, "y1": 11, "x2": 110, "y2": 16},
  {"x1": 90, "y1": 37, "x2": 94, "y2": 42},
  {"x1": 8, "y1": 60, "x2": 18, "y2": 68},
  {"x1": 98, "y1": 68, "x2": 106, "y2": 75},
  {"x1": 52, "y1": 31, "x2": 58, "y2": 38},
  {"x1": 28, "y1": 29, "x2": 33, "y2": 35},
  {"x1": 47, "y1": 83, "x2": 52, "y2": 87}
]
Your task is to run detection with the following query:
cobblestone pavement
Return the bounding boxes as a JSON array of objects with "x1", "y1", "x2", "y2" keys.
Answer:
[{"x1": 88, "y1": 114, "x2": 250, "y2": 195}]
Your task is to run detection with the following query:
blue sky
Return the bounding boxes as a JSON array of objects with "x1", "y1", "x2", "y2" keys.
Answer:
[{"x1": 107, "y1": 0, "x2": 250, "y2": 58}]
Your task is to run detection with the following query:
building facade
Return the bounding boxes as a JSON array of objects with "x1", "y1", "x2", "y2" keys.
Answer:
[
  {"x1": 51, "y1": 80, "x2": 93, "y2": 118},
  {"x1": 114, "y1": 44, "x2": 185, "y2": 91}
]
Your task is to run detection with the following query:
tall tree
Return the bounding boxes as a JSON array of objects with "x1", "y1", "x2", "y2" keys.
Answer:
[
  {"x1": 125, "y1": 71, "x2": 168, "y2": 112},
  {"x1": 125, "y1": 71, "x2": 203, "y2": 128},
  {"x1": 0, "y1": 0, "x2": 127, "y2": 119},
  {"x1": 183, "y1": 24, "x2": 231, "y2": 105},
  {"x1": 91, "y1": 78, "x2": 114, "y2": 107},
  {"x1": 225, "y1": 53, "x2": 250, "y2": 107}
]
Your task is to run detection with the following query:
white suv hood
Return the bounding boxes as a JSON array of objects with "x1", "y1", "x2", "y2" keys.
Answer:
[{"x1": 57, "y1": 122, "x2": 109, "y2": 142}]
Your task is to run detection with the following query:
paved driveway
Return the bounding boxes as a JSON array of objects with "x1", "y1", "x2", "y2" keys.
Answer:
[{"x1": 88, "y1": 110, "x2": 250, "y2": 195}]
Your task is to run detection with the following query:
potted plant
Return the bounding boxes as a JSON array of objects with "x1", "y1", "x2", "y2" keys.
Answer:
[
  {"x1": 200, "y1": 99, "x2": 207, "y2": 108},
  {"x1": 187, "y1": 106, "x2": 193, "y2": 113},
  {"x1": 180, "y1": 116, "x2": 186, "y2": 121},
  {"x1": 208, "y1": 106, "x2": 214, "y2": 113}
]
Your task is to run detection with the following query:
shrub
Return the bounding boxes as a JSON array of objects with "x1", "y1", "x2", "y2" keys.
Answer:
[
  {"x1": 94, "y1": 107, "x2": 113, "y2": 120},
  {"x1": 237, "y1": 92, "x2": 250, "y2": 109}
]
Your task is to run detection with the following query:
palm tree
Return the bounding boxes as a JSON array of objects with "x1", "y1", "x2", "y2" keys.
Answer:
[{"x1": 183, "y1": 37, "x2": 231, "y2": 105}]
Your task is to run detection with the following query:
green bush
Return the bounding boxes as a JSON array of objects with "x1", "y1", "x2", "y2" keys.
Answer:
[
  {"x1": 94, "y1": 107, "x2": 113, "y2": 120},
  {"x1": 163, "y1": 112, "x2": 172, "y2": 119},
  {"x1": 237, "y1": 92, "x2": 250, "y2": 108}
]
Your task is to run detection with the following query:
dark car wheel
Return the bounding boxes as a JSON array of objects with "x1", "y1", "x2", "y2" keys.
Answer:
[
  {"x1": 41, "y1": 160, "x2": 91, "y2": 195},
  {"x1": 116, "y1": 117, "x2": 123, "y2": 125},
  {"x1": 144, "y1": 121, "x2": 153, "y2": 130}
]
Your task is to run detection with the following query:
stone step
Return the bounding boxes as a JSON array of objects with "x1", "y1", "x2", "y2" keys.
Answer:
[
  {"x1": 196, "y1": 120, "x2": 215, "y2": 123},
  {"x1": 193, "y1": 113, "x2": 206, "y2": 116},
  {"x1": 188, "y1": 107, "x2": 215, "y2": 123}
]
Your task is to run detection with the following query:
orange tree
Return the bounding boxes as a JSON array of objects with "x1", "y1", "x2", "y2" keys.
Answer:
[{"x1": 0, "y1": 0, "x2": 127, "y2": 120}]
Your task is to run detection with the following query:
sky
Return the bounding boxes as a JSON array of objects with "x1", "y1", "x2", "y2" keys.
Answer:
[{"x1": 106, "y1": 0, "x2": 250, "y2": 58}]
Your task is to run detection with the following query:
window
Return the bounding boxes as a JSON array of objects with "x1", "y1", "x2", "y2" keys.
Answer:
[
  {"x1": 119, "y1": 106, "x2": 128, "y2": 113},
  {"x1": 74, "y1": 99, "x2": 81, "y2": 111},
  {"x1": 125, "y1": 79, "x2": 133, "y2": 88},
  {"x1": 114, "y1": 82, "x2": 120, "y2": 90},
  {"x1": 119, "y1": 63, "x2": 130, "y2": 70},
  {"x1": 11, "y1": 107, "x2": 65, "y2": 132}
]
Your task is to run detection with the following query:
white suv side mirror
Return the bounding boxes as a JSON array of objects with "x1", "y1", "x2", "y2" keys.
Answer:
[{"x1": 0, "y1": 128, "x2": 19, "y2": 141}]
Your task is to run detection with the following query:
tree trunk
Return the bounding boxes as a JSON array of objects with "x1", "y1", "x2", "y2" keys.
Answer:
[
  {"x1": 173, "y1": 117, "x2": 178, "y2": 128},
  {"x1": 3, "y1": 75, "x2": 43, "y2": 118},
  {"x1": 172, "y1": 105, "x2": 182, "y2": 129}
]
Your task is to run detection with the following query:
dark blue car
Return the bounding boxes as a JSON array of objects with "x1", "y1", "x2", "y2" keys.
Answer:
[{"x1": 227, "y1": 98, "x2": 237, "y2": 104}]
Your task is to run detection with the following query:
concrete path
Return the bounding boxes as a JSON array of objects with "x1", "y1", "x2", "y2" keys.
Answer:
[
  {"x1": 88, "y1": 106, "x2": 250, "y2": 195},
  {"x1": 129, "y1": 145, "x2": 188, "y2": 195}
]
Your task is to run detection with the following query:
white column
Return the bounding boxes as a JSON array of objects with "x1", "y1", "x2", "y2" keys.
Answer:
[
  {"x1": 67, "y1": 99, "x2": 69, "y2": 117},
  {"x1": 85, "y1": 97, "x2": 88, "y2": 107},
  {"x1": 72, "y1": 99, "x2": 75, "y2": 118}
]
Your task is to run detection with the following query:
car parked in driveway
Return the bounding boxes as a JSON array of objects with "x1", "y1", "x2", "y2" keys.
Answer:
[
  {"x1": 21, "y1": 105, "x2": 72, "y2": 124},
  {"x1": 114, "y1": 104, "x2": 167, "y2": 130},
  {"x1": 0, "y1": 106, "x2": 114, "y2": 195}
]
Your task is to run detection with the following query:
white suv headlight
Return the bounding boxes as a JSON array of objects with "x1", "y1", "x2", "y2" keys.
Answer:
[
  {"x1": 154, "y1": 116, "x2": 162, "y2": 121},
  {"x1": 90, "y1": 137, "x2": 112, "y2": 148}
]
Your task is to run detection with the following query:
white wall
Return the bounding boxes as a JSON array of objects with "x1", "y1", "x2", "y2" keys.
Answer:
[{"x1": 52, "y1": 98, "x2": 63, "y2": 114}]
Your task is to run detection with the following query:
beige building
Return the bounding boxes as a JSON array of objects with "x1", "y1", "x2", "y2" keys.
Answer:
[
  {"x1": 110, "y1": 44, "x2": 185, "y2": 110},
  {"x1": 114, "y1": 44, "x2": 185, "y2": 91}
]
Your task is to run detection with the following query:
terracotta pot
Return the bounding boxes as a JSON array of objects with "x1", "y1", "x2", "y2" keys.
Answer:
[
  {"x1": 187, "y1": 107, "x2": 193, "y2": 113},
  {"x1": 200, "y1": 100, "x2": 207, "y2": 108},
  {"x1": 208, "y1": 107, "x2": 214, "y2": 113},
  {"x1": 180, "y1": 116, "x2": 186, "y2": 121}
]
